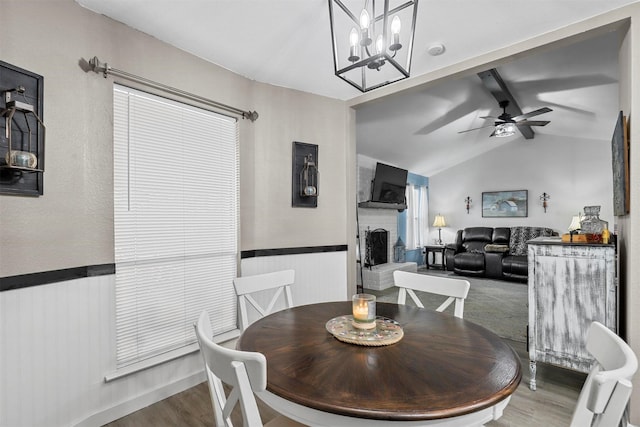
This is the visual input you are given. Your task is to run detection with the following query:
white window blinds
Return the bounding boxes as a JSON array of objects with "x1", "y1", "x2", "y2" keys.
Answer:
[{"x1": 113, "y1": 85, "x2": 238, "y2": 368}]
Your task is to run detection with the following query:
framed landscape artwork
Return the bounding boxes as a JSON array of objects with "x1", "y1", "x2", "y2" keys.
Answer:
[{"x1": 482, "y1": 190, "x2": 528, "y2": 218}]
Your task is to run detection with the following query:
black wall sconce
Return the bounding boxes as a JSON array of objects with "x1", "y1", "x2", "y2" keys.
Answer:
[
  {"x1": 292, "y1": 141, "x2": 318, "y2": 208},
  {"x1": 540, "y1": 192, "x2": 550, "y2": 213},
  {"x1": 465, "y1": 196, "x2": 472, "y2": 214},
  {"x1": 1, "y1": 61, "x2": 45, "y2": 196}
]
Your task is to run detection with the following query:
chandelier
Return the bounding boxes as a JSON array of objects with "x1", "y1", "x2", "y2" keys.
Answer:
[{"x1": 328, "y1": 0, "x2": 418, "y2": 92}]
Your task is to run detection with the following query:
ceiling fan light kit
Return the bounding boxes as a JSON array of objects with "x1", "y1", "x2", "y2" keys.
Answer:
[
  {"x1": 494, "y1": 122, "x2": 517, "y2": 137},
  {"x1": 328, "y1": 0, "x2": 418, "y2": 92},
  {"x1": 460, "y1": 96, "x2": 552, "y2": 139}
]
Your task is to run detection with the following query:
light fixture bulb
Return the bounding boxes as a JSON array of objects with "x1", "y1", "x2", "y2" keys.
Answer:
[
  {"x1": 375, "y1": 35, "x2": 384, "y2": 54},
  {"x1": 349, "y1": 28, "x2": 359, "y2": 47},
  {"x1": 391, "y1": 16, "x2": 401, "y2": 34},
  {"x1": 359, "y1": 9, "x2": 370, "y2": 29}
]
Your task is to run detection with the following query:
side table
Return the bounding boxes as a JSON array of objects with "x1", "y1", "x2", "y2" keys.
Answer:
[{"x1": 424, "y1": 245, "x2": 445, "y2": 269}]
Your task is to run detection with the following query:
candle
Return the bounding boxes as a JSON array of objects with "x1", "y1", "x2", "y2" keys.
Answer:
[
  {"x1": 353, "y1": 303, "x2": 369, "y2": 320},
  {"x1": 352, "y1": 293, "x2": 376, "y2": 329}
]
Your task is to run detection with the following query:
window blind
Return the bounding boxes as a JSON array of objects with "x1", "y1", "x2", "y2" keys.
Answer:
[{"x1": 113, "y1": 85, "x2": 238, "y2": 368}]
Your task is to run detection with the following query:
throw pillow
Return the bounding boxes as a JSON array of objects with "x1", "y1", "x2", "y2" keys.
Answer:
[{"x1": 509, "y1": 227, "x2": 554, "y2": 256}]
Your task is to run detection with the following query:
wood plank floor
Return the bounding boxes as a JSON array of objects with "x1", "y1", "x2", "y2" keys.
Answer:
[{"x1": 104, "y1": 339, "x2": 584, "y2": 427}]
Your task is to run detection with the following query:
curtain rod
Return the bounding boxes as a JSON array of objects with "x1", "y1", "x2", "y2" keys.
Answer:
[{"x1": 87, "y1": 56, "x2": 259, "y2": 122}]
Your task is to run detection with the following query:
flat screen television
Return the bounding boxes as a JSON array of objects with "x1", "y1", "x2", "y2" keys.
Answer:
[{"x1": 370, "y1": 162, "x2": 408, "y2": 204}]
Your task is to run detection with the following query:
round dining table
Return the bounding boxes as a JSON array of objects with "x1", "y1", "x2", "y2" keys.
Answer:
[{"x1": 237, "y1": 301, "x2": 522, "y2": 427}]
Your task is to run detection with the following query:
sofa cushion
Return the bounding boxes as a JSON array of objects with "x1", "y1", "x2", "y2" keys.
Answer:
[
  {"x1": 492, "y1": 227, "x2": 511, "y2": 245},
  {"x1": 509, "y1": 226, "x2": 554, "y2": 256},
  {"x1": 454, "y1": 252, "x2": 485, "y2": 273},
  {"x1": 502, "y1": 255, "x2": 528, "y2": 277},
  {"x1": 463, "y1": 227, "x2": 494, "y2": 242},
  {"x1": 461, "y1": 227, "x2": 493, "y2": 253}
]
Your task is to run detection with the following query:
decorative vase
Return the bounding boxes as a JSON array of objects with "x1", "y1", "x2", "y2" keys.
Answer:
[{"x1": 580, "y1": 206, "x2": 608, "y2": 243}]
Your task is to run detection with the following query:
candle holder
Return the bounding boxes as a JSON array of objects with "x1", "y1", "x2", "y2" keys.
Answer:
[{"x1": 352, "y1": 293, "x2": 376, "y2": 330}]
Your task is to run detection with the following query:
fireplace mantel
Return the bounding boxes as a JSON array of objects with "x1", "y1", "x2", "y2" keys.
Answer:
[{"x1": 358, "y1": 201, "x2": 406, "y2": 211}]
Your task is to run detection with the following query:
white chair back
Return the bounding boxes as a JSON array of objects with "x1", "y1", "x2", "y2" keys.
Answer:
[
  {"x1": 570, "y1": 322, "x2": 638, "y2": 427},
  {"x1": 233, "y1": 270, "x2": 295, "y2": 330},
  {"x1": 393, "y1": 270, "x2": 470, "y2": 319},
  {"x1": 195, "y1": 310, "x2": 266, "y2": 427},
  {"x1": 194, "y1": 310, "x2": 304, "y2": 427}
]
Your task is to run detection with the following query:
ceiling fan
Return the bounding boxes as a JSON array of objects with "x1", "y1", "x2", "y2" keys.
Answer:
[{"x1": 459, "y1": 100, "x2": 552, "y2": 137}]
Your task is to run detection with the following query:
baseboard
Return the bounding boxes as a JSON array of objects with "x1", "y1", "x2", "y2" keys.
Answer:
[{"x1": 73, "y1": 371, "x2": 206, "y2": 427}]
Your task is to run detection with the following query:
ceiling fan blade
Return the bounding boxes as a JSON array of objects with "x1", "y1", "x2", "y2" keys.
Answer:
[
  {"x1": 515, "y1": 120, "x2": 550, "y2": 127},
  {"x1": 479, "y1": 115, "x2": 498, "y2": 119},
  {"x1": 458, "y1": 124, "x2": 496, "y2": 134},
  {"x1": 512, "y1": 107, "x2": 552, "y2": 121}
]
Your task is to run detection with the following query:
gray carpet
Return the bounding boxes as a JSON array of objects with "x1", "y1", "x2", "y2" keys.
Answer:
[{"x1": 368, "y1": 268, "x2": 528, "y2": 342}]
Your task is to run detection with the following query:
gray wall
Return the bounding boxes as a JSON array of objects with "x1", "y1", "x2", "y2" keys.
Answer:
[
  {"x1": 0, "y1": 0, "x2": 352, "y2": 278},
  {"x1": 429, "y1": 133, "x2": 614, "y2": 243},
  {"x1": 0, "y1": 1, "x2": 355, "y2": 425}
]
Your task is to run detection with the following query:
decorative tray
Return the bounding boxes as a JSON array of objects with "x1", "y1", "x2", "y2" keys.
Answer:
[{"x1": 325, "y1": 315, "x2": 404, "y2": 346}]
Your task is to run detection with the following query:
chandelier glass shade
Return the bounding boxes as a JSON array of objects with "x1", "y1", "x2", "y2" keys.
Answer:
[{"x1": 328, "y1": 0, "x2": 418, "y2": 92}]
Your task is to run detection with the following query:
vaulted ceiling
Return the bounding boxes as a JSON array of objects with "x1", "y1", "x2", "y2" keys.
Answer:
[{"x1": 76, "y1": 0, "x2": 635, "y2": 176}]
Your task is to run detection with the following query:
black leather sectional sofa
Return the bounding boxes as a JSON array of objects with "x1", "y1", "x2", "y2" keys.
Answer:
[{"x1": 444, "y1": 226, "x2": 555, "y2": 282}]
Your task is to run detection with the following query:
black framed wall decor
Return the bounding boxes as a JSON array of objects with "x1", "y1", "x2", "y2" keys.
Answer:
[
  {"x1": 292, "y1": 141, "x2": 318, "y2": 208},
  {"x1": 482, "y1": 190, "x2": 528, "y2": 218},
  {"x1": 0, "y1": 61, "x2": 45, "y2": 196}
]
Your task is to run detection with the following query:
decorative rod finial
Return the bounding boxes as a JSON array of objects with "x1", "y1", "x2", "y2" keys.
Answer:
[{"x1": 243, "y1": 111, "x2": 259, "y2": 122}]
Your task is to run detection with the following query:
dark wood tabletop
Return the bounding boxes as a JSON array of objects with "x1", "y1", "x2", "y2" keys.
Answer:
[{"x1": 237, "y1": 301, "x2": 522, "y2": 422}]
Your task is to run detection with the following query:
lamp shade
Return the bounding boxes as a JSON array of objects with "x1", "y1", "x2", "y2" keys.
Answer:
[
  {"x1": 568, "y1": 216, "x2": 582, "y2": 232},
  {"x1": 433, "y1": 214, "x2": 447, "y2": 228}
]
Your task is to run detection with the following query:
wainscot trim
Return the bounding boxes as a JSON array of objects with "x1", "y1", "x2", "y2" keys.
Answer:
[
  {"x1": 1, "y1": 246, "x2": 348, "y2": 290},
  {"x1": 241, "y1": 245, "x2": 348, "y2": 259},
  {"x1": 0, "y1": 263, "x2": 116, "y2": 292}
]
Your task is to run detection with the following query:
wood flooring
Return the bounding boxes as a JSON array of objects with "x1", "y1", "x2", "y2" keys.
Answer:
[{"x1": 104, "y1": 339, "x2": 584, "y2": 427}]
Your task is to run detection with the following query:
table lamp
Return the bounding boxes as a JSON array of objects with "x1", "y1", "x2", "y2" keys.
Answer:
[
  {"x1": 433, "y1": 214, "x2": 447, "y2": 245},
  {"x1": 568, "y1": 215, "x2": 582, "y2": 242}
]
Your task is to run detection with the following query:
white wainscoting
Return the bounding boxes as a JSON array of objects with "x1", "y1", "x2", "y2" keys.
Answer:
[
  {"x1": 0, "y1": 250, "x2": 348, "y2": 426},
  {"x1": 0, "y1": 275, "x2": 204, "y2": 427},
  {"x1": 240, "y1": 250, "x2": 348, "y2": 319}
]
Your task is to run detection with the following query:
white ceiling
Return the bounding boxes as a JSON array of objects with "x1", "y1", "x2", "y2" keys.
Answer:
[{"x1": 76, "y1": 0, "x2": 636, "y2": 176}]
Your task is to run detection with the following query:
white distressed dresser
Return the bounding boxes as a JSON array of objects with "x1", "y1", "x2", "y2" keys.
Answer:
[{"x1": 527, "y1": 236, "x2": 617, "y2": 390}]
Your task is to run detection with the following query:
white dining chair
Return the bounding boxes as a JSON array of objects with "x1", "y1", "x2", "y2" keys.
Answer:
[
  {"x1": 569, "y1": 321, "x2": 638, "y2": 427},
  {"x1": 194, "y1": 310, "x2": 304, "y2": 427},
  {"x1": 233, "y1": 270, "x2": 295, "y2": 330},
  {"x1": 393, "y1": 270, "x2": 470, "y2": 319}
]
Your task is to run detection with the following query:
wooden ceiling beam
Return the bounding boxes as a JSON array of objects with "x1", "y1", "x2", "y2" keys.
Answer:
[{"x1": 477, "y1": 69, "x2": 535, "y2": 139}]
